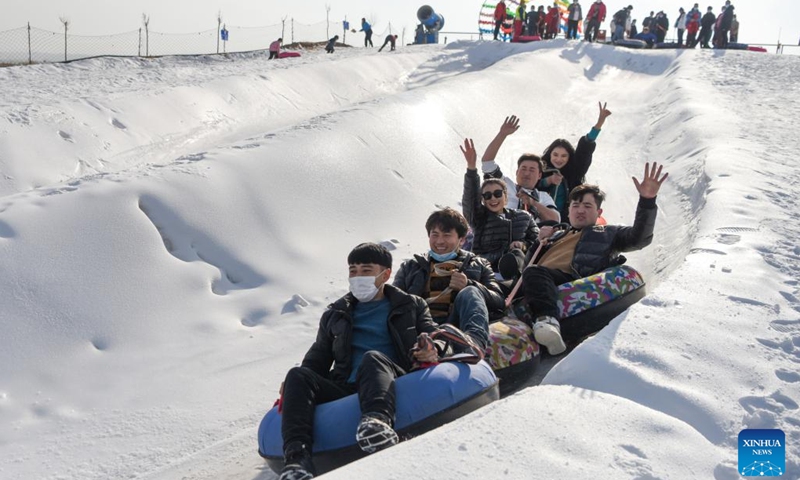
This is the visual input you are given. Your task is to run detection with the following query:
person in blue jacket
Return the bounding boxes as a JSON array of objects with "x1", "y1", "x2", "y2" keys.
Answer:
[
  {"x1": 634, "y1": 27, "x2": 657, "y2": 47},
  {"x1": 360, "y1": 18, "x2": 374, "y2": 47}
]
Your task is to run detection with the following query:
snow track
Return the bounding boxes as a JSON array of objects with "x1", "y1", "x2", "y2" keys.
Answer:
[{"x1": 1, "y1": 41, "x2": 798, "y2": 479}]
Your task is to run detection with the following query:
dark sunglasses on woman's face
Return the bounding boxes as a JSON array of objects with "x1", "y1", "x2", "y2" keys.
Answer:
[{"x1": 481, "y1": 189, "x2": 505, "y2": 200}]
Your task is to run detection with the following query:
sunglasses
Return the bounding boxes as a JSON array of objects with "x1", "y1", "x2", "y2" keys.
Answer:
[{"x1": 481, "y1": 189, "x2": 505, "y2": 200}]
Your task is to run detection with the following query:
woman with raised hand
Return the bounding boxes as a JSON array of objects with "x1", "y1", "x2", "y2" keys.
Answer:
[
  {"x1": 539, "y1": 101, "x2": 612, "y2": 223},
  {"x1": 461, "y1": 138, "x2": 538, "y2": 281}
]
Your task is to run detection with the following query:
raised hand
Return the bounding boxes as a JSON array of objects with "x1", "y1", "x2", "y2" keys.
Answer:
[
  {"x1": 460, "y1": 138, "x2": 477, "y2": 170},
  {"x1": 499, "y1": 115, "x2": 520, "y2": 137},
  {"x1": 633, "y1": 162, "x2": 669, "y2": 199},
  {"x1": 595, "y1": 101, "x2": 612, "y2": 129}
]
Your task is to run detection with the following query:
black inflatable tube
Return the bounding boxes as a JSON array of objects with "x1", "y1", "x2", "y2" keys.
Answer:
[
  {"x1": 495, "y1": 354, "x2": 541, "y2": 397},
  {"x1": 260, "y1": 382, "x2": 500, "y2": 475}
]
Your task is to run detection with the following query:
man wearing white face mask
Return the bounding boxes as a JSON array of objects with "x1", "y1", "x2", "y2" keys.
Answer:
[
  {"x1": 278, "y1": 243, "x2": 441, "y2": 480},
  {"x1": 393, "y1": 208, "x2": 503, "y2": 350}
]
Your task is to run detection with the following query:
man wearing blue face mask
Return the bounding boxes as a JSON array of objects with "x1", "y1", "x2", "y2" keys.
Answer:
[
  {"x1": 393, "y1": 208, "x2": 503, "y2": 351},
  {"x1": 278, "y1": 243, "x2": 442, "y2": 480}
]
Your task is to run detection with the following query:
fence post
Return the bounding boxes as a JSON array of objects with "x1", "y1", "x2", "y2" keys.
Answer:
[
  {"x1": 138, "y1": 28, "x2": 142, "y2": 56},
  {"x1": 216, "y1": 12, "x2": 222, "y2": 54},
  {"x1": 326, "y1": 5, "x2": 331, "y2": 40},
  {"x1": 291, "y1": 18, "x2": 294, "y2": 44},
  {"x1": 27, "y1": 22, "x2": 32, "y2": 64},
  {"x1": 59, "y1": 18, "x2": 69, "y2": 62},
  {"x1": 142, "y1": 14, "x2": 150, "y2": 56}
]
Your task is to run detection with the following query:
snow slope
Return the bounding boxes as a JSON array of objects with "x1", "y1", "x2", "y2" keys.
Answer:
[{"x1": 0, "y1": 41, "x2": 798, "y2": 479}]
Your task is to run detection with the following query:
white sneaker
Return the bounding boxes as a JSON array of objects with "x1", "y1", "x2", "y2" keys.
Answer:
[{"x1": 533, "y1": 316, "x2": 567, "y2": 355}]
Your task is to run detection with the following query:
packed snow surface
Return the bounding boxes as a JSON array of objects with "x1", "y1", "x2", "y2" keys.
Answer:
[{"x1": 1, "y1": 40, "x2": 799, "y2": 479}]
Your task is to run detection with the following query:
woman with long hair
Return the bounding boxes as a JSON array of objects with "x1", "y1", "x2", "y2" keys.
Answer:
[{"x1": 539, "y1": 102, "x2": 612, "y2": 222}]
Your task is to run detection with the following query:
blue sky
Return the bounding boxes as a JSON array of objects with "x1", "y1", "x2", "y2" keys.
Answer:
[{"x1": 3, "y1": 1, "x2": 799, "y2": 47}]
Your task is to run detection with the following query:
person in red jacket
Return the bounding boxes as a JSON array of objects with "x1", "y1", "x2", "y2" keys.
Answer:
[
  {"x1": 685, "y1": 4, "x2": 702, "y2": 48},
  {"x1": 545, "y1": 6, "x2": 558, "y2": 39},
  {"x1": 494, "y1": 1, "x2": 507, "y2": 40},
  {"x1": 585, "y1": 0, "x2": 606, "y2": 42},
  {"x1": 269, "y1": 38, "x2": 283, "y2": 60}
]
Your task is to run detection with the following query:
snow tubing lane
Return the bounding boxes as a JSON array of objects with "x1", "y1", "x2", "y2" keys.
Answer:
[{"x1": 258, "y1": 361, "x2": 499, "y2": 475}]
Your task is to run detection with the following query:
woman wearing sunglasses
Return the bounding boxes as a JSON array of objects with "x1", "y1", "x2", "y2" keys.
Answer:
[{"x1": 460, "y1": 138, "x2": 538, "y2": 280}]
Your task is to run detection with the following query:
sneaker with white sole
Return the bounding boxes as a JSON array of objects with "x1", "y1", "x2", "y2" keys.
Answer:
[
  {"x1": 533, "y1": 316, "x2": 567, "y2": 355},
  {"x1": 356, "y1": 413, "x2": 399, "y2": 453}
]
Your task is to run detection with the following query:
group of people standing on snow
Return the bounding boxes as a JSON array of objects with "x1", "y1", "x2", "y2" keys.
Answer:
[
  {"x1": 629, "y1": 2, "x2": 738, "y2": 48},
  {"x1": 275, "y1": 101, "x2": 669, "y2": 480},
  {"x1": 492, "y1": 0, "x2": 740, "y2": 49}
]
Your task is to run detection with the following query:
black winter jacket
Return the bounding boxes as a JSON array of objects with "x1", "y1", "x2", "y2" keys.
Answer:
[
  {"x1": 720, "y1": 6, "x2": 734, "y2": 30},
  {"x1": 393, "y1": 250, "x2": 506, "y2": 317},
  {"x1": 701, "y1": 12, "x2": 716, "y2": 29},
  {"x1": 540, "y1": 135, "x2": 597, "y2": 221},
  {"x1": 300, "y1": 284, "x2": 437, "y2": 385},
  {"x1": 462, "y1": 169, "x2": 539, "y2": 269},
  {"x1": 536, "y1": 196, "x2": 658, "y2": 277}
]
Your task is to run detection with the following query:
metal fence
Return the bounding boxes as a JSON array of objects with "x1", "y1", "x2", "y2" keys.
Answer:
[{"x1": 0, "y1": 20, "x2": 398, "y2": 65}]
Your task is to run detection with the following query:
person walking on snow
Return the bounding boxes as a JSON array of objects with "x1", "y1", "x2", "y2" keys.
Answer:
[
  {"x1": 268, "y1": 38, "x2": 282, "y2": 60},
  {"x1": 566, "y1": 0, "x2": 583, "y2": 40},
  {"x1": 584, "y1": 0, "x2": 606, "y2": 43}
]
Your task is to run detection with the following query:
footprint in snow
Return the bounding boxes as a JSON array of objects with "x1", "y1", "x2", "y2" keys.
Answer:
[
  {"x1": 57, "y1": 130, "x2": 75, "y2": 142},
  {"x1": 110, "y1": 118, "x2": 127, "y2": 130}
]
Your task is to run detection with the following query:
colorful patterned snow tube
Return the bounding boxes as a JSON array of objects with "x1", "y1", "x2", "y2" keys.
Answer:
[
  {"x1": 513, "y1": 265, "x2": 646, "y2": 344},
  {"x1": 258, "y1": 361, "x2": 498, "y2": 475},
  {"x1": 485, "y1": 318, "x2": 540, "y2": 396}
]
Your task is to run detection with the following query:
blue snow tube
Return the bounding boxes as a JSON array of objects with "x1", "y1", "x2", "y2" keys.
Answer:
[{"x1": 258, "y1": 361, "x2": 498, "y2": 475}]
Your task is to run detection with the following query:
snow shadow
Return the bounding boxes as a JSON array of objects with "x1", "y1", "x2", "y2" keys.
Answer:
[
  {"x1": 0, "y1": 219, "x2": 15, "y2": 238},
  {"x1": 138, "y1": 194, "x2": 269, "y2": 295},
  {"x1": 559, "y1": 43, "x2": 677, "y2": 81}
]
